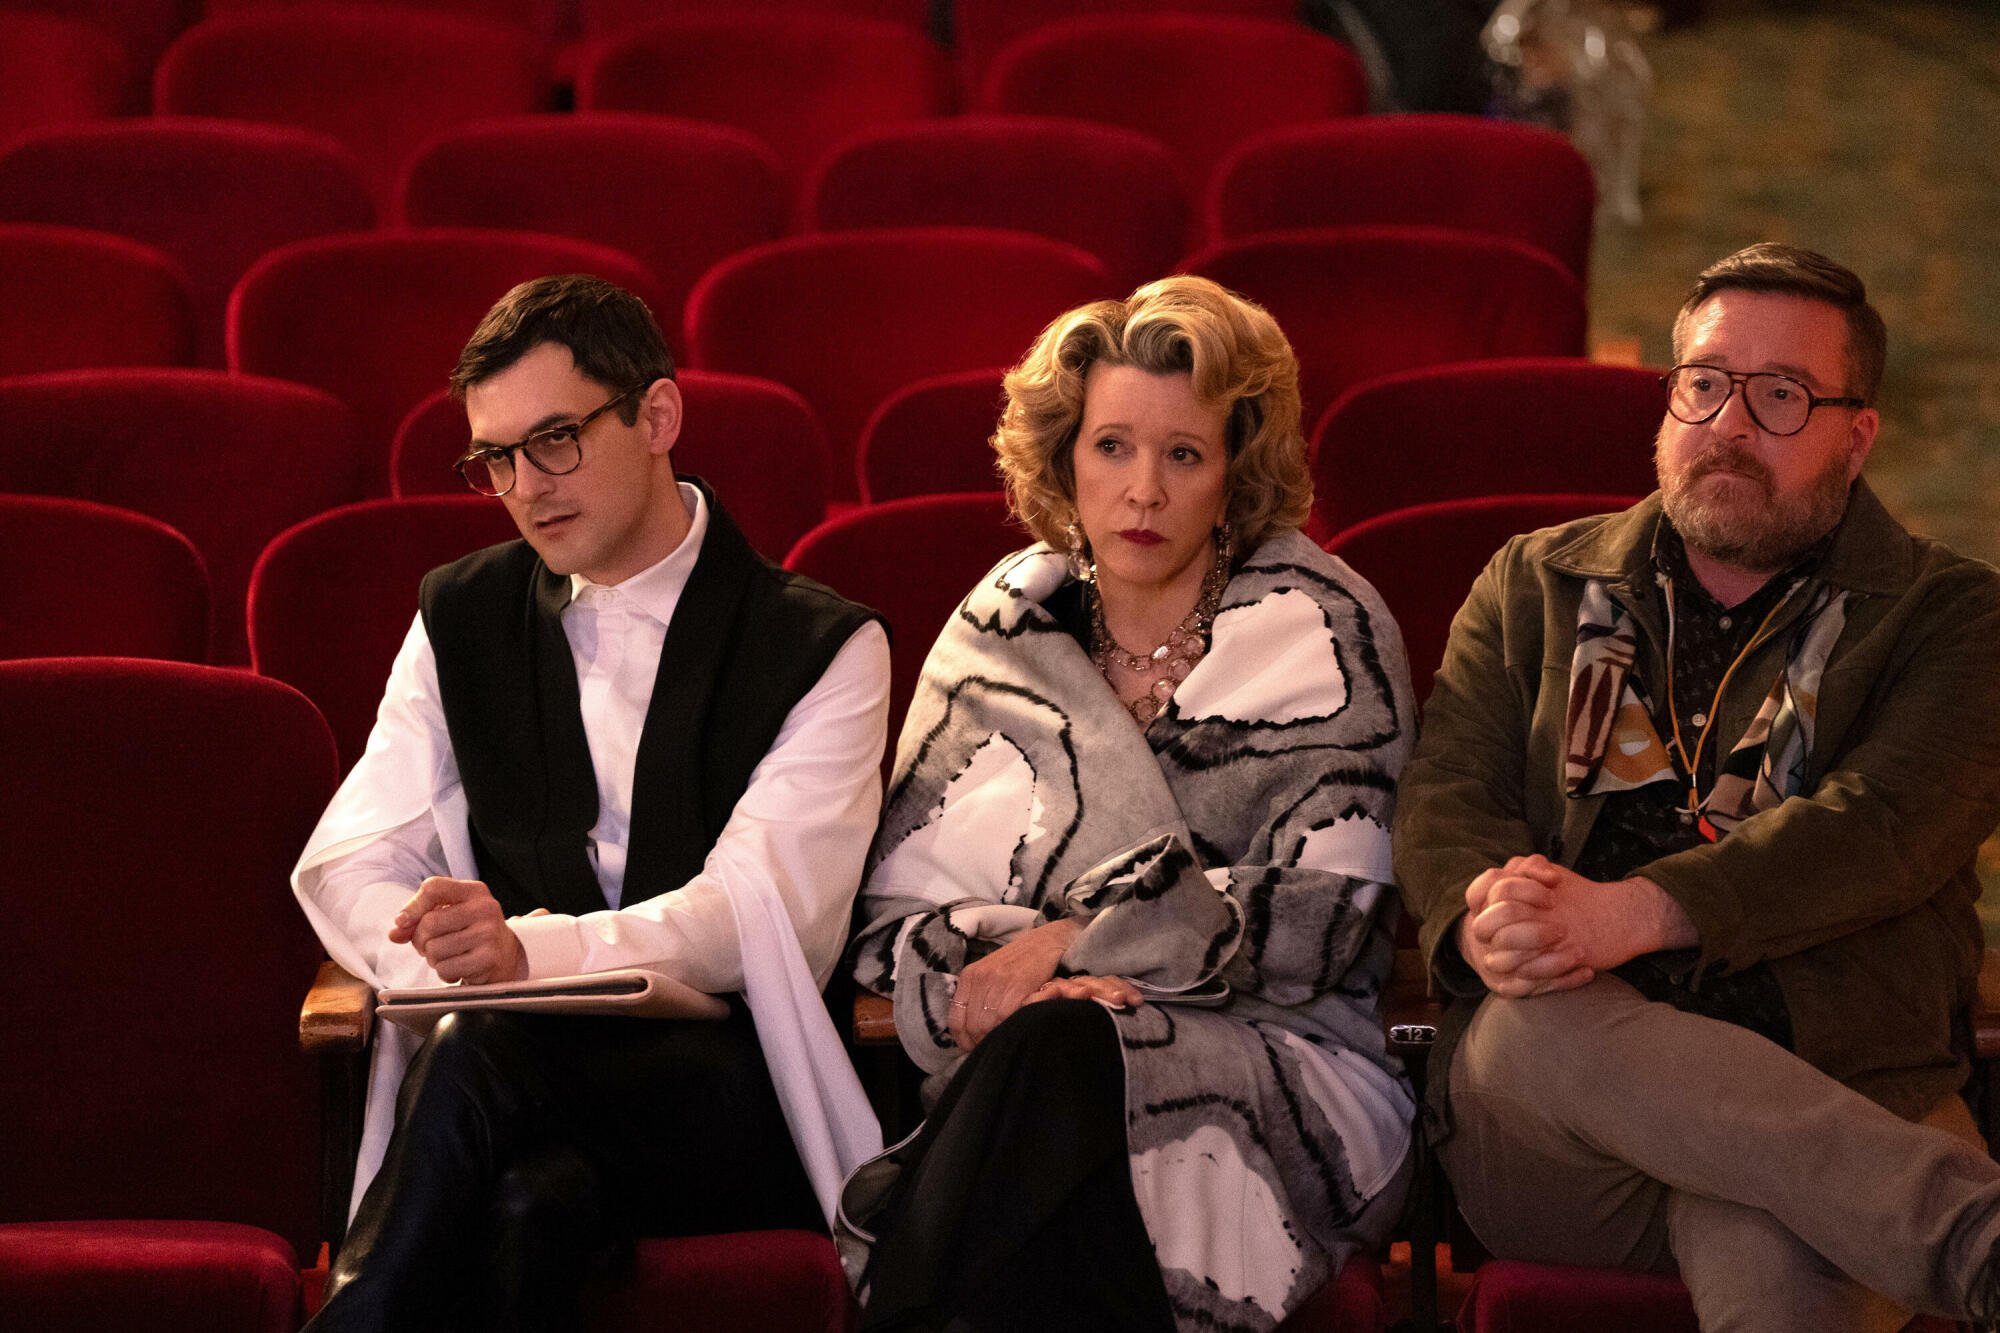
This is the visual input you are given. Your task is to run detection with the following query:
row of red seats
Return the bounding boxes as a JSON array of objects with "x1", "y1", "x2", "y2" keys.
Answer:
[
  {"x1": 4, "y1": 8, "x2": 1360, "y2": 204},
  {"x1": 0, "y1": 357, "x2": 1661, "y2": 668}
]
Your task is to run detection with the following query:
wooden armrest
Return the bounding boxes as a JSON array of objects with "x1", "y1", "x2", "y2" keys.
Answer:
[
  {"x1": 1975, "y1": 948, "x2": 2000, "y2": 1062},
  {"x1": 301, "y1": 959, "x2": 376, "y2": 1054},
  {"x1": 854, "y1": 991, "x2": 897, "y2": 1047}
]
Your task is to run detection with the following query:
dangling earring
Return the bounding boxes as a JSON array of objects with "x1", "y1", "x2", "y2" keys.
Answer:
[
  {"x1": 1064, "y1": 518, "x2": 1094, "y2": 584},
  {"x1": 1212, "y1": 522, "x2": 1235, "y2": 575}
]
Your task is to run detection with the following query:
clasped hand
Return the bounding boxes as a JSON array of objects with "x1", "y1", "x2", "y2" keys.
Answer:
[
  {"x1": 948, "y1": 916, "x2": 1143, "y2": 1051},
  {"x1": 1457, "y1": 855, "x2": 1689, "y2": 999},
  {"x1": 389, "y1": 876, "x2": 542, "y2": 986}
]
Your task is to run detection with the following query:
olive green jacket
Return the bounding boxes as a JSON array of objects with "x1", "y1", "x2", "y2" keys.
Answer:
[{"x1": 1393, "y1": 482, "x2": 2000, "y2": 1135}]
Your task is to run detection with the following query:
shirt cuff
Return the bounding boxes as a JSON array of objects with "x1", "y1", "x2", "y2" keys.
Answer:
[{"x1": 511, "y1": 912, "x2": 585, "y2": 980}]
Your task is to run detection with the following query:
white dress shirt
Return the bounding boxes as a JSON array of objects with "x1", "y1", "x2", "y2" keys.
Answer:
[{"x1": 292, "y1": 482, "x2": 890, "y2": 1220}]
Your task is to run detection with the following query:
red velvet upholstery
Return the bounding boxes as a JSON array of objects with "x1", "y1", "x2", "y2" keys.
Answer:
[
  {"x1": 401, "y1": 114, "x2": 785, "y2": 362},
  {"x1": 954, "y1": 0, "x2": 1299, "y2": 99},
  {"x1": 583, "y1": 1230, "x2": 853, "y2": 1332},
  {"x1": 0, "y1": 659, "x2": 336, "y2": 1257},
  {"x1": 0, "y1": 120, "x2": 374, "y2": 366},
  {"x1": 0, "y1": 368, "x2": 365, "y2": 663},
  {"x1": 154, "y1": 5, "x2": 549, "y2": 213},
  {"x1": 855, "y1": 368, "x2": 1008, "y2": 503},
  {"x1": 1459, "y1": 1260, "x2": 1963, "y2": 1332},
  {"x1": 582, "y1": 0, "x2": 930, "y2": 37},
  {"x1": 202, "y1": 0, "x2": 568, "y2": 44},
  {"x1": 576, "y1": 14, "x2": 949, "y2": 197},
  {"x1": 1323, "y1": 494, "x2": 1643, "y2": 702},
  {"x1": 0, "y1": 12, "x2": 128, "y2": 145},
  {"x1": 687, "y1": 228, "x2": 1108, "y2": 500},
  {"x1": 1275, "y1": 1253, "x2": 1385, "y2": 1331},
  {"x1": 391, "y1": 370, "x2": 827, "y2": 559},
  {"x1": 978, "y1": 15, "x2": 1366, "y2": 191},
  {"x1": 228, "y1": 228, "x2": 661, "y2": 490},
  {"x1": 1207, "y1": 116, "x2": 1599, "y2": 279},
  {"x1": 247, "y1": 495, "x2": 522, "y2": 769},
  {"x1": 1182, "y1": 226, "x2": 1589, "y2": 433},
  {"x1": 806, "y1": 115, "x2": 1188, "y2": 292},
  {"x1": 1308, "y1": 358, "x2": 1667, "y2": 539},
  {"x1": 0, "y1": 495, "x2": 209, "y2": 663},
  {"x1": 784, "y1": 493, "x2": 1027, "y2": 763},
  {"x1": 0, "y1": 1220, "x2": 299, "y2": 1333},
  {"x1": 0, "y1": 223, "x2": 193, "y2": 374}
]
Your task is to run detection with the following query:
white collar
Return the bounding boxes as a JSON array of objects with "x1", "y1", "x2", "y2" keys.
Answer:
[{"x1": 565, "y1": 481, "x2": 707, "y2": 624}]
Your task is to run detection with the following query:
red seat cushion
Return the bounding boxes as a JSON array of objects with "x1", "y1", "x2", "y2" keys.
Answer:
[
  {"x1": 0, "y1": 1221, "x2": 299, "y2": 1333},
  {"x1": 1276, "y1": 1253, "x2": 1385, "y2": 1330},
  {"x1": 584, "y1": 1230, "x2": 852, "y2": 1333}
]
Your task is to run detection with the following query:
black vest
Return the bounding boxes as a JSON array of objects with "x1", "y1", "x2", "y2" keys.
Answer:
[{"x1": 419, "y1": 480, "x2": 877, "y2": 919}]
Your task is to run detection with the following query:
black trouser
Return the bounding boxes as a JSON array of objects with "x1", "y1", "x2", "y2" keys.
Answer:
[
  {"x1": 307, "y1": 1002, "x2": 821, "y2": 1333},
  {"x1": 861, "y1": 999, "x2": 1175, "y2": 1333}
]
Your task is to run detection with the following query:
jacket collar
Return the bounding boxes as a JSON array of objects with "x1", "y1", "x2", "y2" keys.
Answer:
[{"x1": 1543, "y1": 478, "x2": 1911, "y2": 600}]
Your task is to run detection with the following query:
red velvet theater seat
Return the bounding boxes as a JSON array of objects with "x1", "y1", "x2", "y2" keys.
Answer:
[
  {"x1": 582, "y1": 0, "x2": 931, "y2": 39},
  {"x1": 0, "y1": 1220, "x2": 299, "y2": 1333},
  {"x1": 228, "y1": 228, "x2": 661, "y2": 491},
  {"x1": 1183, "y1": 225, "x2": 1589, "y2": 434},
  {"x1": 687, "y1": 227, "x2": 1108, "y2": 501},
  {"x1": 978, "y1": 15, "x2": 1366, "y2": 191},
  {"x1": 0, "y1": 368, "x2": 365, "y2": 664},
  {"x1": 784, "y1": 492, "x2": 1027, "y2": 766},
  {"x1": 401, "y1": 114, "x2": 786, "y2": 363},
  {"x1": 1307, "y1": 357, "x2": 1666, "y2": 540},
  {"x1": 576, "y1": 13, "x2": 948, "y2": 199},
  {"x1": 0, "y1": 659, "x2": 336, "y2": 1285},
  {"x1": 0, "y1": 495, "x2": 209, "y2": 663},
  {"x1": 0, "y1": 12, "x2": 128, "y2": 146},
  {"x1": 953, "y1": 0, "x2": 1300, "y2": 102},
  {"x1": 247, "y1": 495, "x2": 522, "y2": 770},
  {"x1": 1323, "y1": 494, "x2": 1643, "y2": 704},
  {"x1": 1208, "y1": 116, "x2": 1599, "y2": 281},
  {"x1": 0, "y1": 223, "x2": 193, "y2": 375},
  {"x1": 1457, "y1": 1260, "x2": 1961, "y2": 1333},
  {"x1": 855, "y1": 368, "x2": 1010, "y2": 503},
  {"x1": 1275, "y1": 1253, "x2": 1386, "y2": 1331},
  {"x1": 391, "y1": 369, "x2": 828, "y2": 560},
  {"x1": 584, "y1": 1230, "x2": 853, "y2": 1332},
  {"x1": 0, "y1": 120, "x2": 375, "y2": 367},
  {"x1": 202, "y1": 0, "x2": 568, "y2": 45},
  {"x1": 807, "y1": 115, "x2": 1188, "y2": 293},
  {"x1": 154, "y1": 5, "x2": 549, "y2": 214}
]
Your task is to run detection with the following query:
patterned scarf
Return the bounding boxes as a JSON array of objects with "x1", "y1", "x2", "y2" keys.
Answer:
[{"x1": 1563, "y1": 576, "x2": 1850, "y2": 836}]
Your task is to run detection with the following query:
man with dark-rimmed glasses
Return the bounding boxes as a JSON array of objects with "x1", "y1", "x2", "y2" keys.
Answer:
[
  {"x1": 1394, "y1": 243, "x2": 2000, "y2": 1325},
  {"x1": 293, "y1": 274, "x2": 890, "y2": 1330}
]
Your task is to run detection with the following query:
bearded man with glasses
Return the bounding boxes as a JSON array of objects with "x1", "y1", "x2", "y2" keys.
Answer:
[
  {"x1": 1393, "y1": 243, "x2": 2000, "y2": 1327},
  {"x1": 292, "y1": 274, "x2": 890, "y2": 1331}
]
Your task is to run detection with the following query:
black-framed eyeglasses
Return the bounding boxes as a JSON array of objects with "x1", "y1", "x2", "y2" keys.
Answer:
[
  {"x1": 1660, "y1": 363, "x2": 1865, "y2": 438},
  {"x1": 453, "y1": 386, "x2": 641, "y2": 497}
]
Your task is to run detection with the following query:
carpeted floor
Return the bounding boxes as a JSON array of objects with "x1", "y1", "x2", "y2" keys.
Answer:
[{"x1": 1587, "y1": 0, "x2": 2000, "y2": 925}]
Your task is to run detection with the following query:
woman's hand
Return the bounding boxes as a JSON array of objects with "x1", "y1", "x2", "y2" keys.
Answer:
[
  {"x1": 949, "y1": 916, "x2": 1084, "y2": 1051},
  {"x1": 1024, "y1": 974, "x2": 1144, "y2": 1011}
]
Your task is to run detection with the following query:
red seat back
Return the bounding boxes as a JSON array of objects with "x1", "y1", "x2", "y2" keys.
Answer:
[
  {"x1": 807, "y1": 115, "x2": 1187, "y2": 292},
  {"x1": 0, "y1": 496, "x2": 209, "y2": 663},
  {"x1": 248, "y1": 496, "x2": 522, "y2": 769},
  {"x1": 1183, "y1": 226, "x2": 1589, "y2": 432},
  {"x1": 1309, "y1": 358, "x2": 1665, "y2": 539},
  {"x1": 227, "y1": 228, "x2": 661, "y2": 492},
  {"x1": 0, "y1": 658, "x2": 336, "y2": 1256},
  {"x1": 0, "y1": 369, "x2": 366, "y2": 663},
  {"x1": 1208, "y1": 115, "x2": 1598, "y2": 279},
  {"x1": 392, "y1": 371, "x2": 827, "y2": 561},
  {"x1": 0, "y1": 120, "x2": 374, "y2": 367},
  {"x1": 784, "y1": 493, "x2": 1027, "y2": 767},
  {"x1": 576, "y1": 13, "x2": 949, "y2": 199},
  {"x1": 855, "y1": 368, "x2": 1008, "y2": 503},
  {"x1": 954, "y1": 0, "x2": 1298, "y2": 99},
  {"x1": 979, "y1": 15, "x2": 1366, "y2": 191},
  {"x1": 154, "y1": 6, "x2": 548, "y2": 212},
  {"x1": 687, "y1": 228, "x2": 1107, "y2": 500},
  {"x1": 401, "y1": 115, "x2": 785, "y2": 363},
  {"x1": 1323, "y1": 494, "x2": 1643, "y2": 702},
  {"x1": 581, "y1": 0, "x2": 931, "y2": 37},
  {"x1": 0, "y1": 223, "x2": 193, "y2": 375},
  {"x1": 0, "y1": 13, "x2": 129, "y2": 144},
  {"x1": 202, "y1": 0, "x2": 567, "y2": 44}
]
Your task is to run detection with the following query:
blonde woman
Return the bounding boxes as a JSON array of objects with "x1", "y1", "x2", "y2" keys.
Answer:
[{"x1": 845, "y1": 276, "x2": 1418, "y2": 1332}]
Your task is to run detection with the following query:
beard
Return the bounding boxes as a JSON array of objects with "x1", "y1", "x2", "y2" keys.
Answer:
[{"x1": 1656, "y1": 432, "x2": 1853, "y2": 572}]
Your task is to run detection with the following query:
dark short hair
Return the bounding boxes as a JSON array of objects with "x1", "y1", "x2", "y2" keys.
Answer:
[
  {"x1": 450, "y1": 274, "x2": 672, "y2": 423},
  {"x1": 1671, "y1": 243, "x2": 1887, "y2": 404}
]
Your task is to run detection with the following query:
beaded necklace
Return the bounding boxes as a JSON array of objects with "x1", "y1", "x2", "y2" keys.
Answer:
[{"x1": 1089, "y1": 543, "x2": 1229, "y2": 726}]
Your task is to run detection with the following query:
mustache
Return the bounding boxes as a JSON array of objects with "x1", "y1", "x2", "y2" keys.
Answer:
[{"x1": 1683, "y1": 447, "x2": 1773, "y2": 488}]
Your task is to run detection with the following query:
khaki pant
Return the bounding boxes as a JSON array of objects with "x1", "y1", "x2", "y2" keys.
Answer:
[{"x1": 1439, "y1": 975, "x2": 2000, "y2": 1331}]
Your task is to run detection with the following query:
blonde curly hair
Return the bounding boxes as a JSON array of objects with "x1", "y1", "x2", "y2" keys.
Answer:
[{"x1": 993, "y1": 274, "x2": 1311, "y2": 555}]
